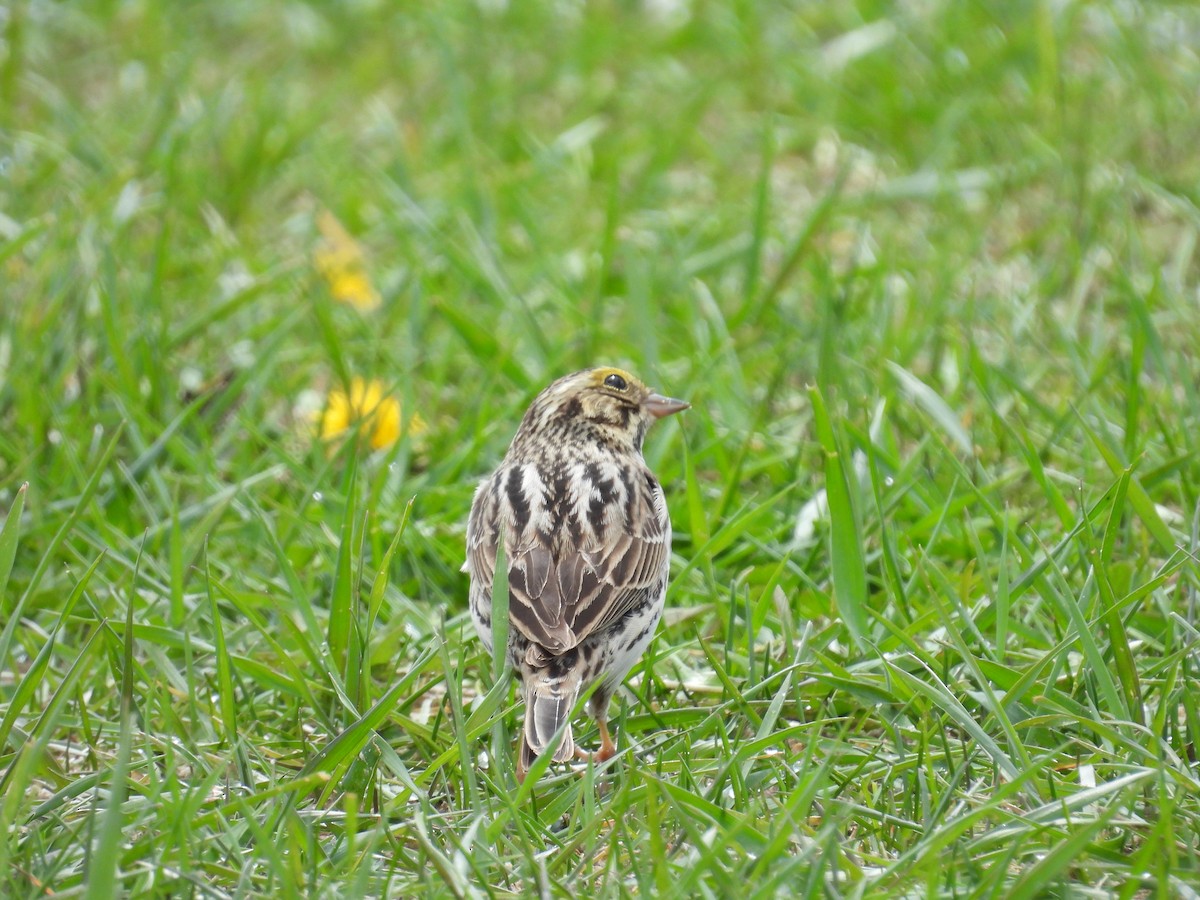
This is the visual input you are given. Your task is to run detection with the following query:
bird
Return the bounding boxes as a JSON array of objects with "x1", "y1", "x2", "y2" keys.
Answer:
[{"x1": 464, "y1": 367, "x2": 689, "y2": 781}]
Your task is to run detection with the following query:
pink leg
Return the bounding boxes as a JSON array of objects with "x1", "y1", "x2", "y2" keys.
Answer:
[{"x1": 575, "y1": 718, "x2": 616, "y2": 763}]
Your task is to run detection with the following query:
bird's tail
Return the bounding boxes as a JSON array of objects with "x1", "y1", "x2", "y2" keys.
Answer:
[{"x1": 519, "y1": 675, "x2": 579, "y2": 777}]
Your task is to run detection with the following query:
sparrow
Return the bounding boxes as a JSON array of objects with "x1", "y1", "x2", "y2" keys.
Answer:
[{"x1": 464, "y1": 367, "x2": 688, "y2": 780}]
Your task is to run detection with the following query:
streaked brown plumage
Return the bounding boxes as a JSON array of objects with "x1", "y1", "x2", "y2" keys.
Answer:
[{"x1": 464, "y1": 367, "x2": 688, "y2": 780}]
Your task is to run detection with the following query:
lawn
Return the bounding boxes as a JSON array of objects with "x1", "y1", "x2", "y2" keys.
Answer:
[{"x1": 3, "y1": 1, "x2": 1200, "y2": 895}]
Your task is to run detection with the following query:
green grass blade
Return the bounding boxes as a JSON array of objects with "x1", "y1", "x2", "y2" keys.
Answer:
[
  {"x1": 0, "y1": 550, "x2": 104, "y2": 754},
  {"x1": 885, "y1": 657, "x2": 1021, "y2": 784},
  {"x1": 809, "y1": 385, "x2": 869, "y2": 650},
  {"x1": 294, "y1": 642, "x2": 438, "y2": 782},
  {"x1": 0, "y1": 422, "x2": 124, "y2": 671},
  {"x1": 329, "y1": 448, "x2": 359, "y2": 682},
  {"x1": 1077, "y1": 410, "x2": 1175, "y2": 553},
  {"x1": 683, "y1": 438, "x2": 710, "y2": 548},
  {"x1": 438, "y1": 621, "x2": 480, "y2": 805},
  {"x1": 367, "y1": 496, "x2": 414, "y2": 637},
  {"x1": 1094, "y1": 467, "x2": 1143, "y2": 726},
  {"x1": 1005, "y1": 808, "x2": 1117, "y2": 897},
  {"x1": 249, "y1": 498, "x2": 329, "y2": 669},
  {"x1": 204, "y1": 542, "x2": 238, "y2": 749},
  {"x1": 0, "y1": 482, "x2": 27, "y2": 603},
  {"x1": 84, "y1": 555, "x2": 138, "y2": 900},
  {"x1": 886, "y1": 361, "x2": 972, "y2": 456}
]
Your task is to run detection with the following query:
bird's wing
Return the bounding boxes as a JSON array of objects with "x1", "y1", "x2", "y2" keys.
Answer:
[
  {"x1": 499, "y1": 462, "x2": 671, "y2": 656},
  {"x1": 466, "y1": 463, "x2": 577, "y2": 652},
  {"x1": 465, "y1": 474, "x2": 500, "y2": 586}
]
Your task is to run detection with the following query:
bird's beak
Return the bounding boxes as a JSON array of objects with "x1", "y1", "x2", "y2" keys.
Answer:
[{"x1": 645, "y1": 392, "x2": 690, "y2": 419}]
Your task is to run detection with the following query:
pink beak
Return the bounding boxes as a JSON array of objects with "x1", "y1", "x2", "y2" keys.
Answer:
[{"x1": 645, "y1": 392, "x2": 690, "y2": 419}]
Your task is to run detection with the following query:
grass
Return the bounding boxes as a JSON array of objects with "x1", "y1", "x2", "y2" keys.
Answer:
[{"x1": 3, "y1": 0, "x2": 1200, "y2": 895}]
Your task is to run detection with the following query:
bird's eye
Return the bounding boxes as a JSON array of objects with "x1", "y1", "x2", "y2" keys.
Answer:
[{"x1": 604, "y1": 373, "x2": 627, "y2": 391}]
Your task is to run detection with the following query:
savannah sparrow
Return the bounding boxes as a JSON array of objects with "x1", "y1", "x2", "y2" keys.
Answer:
[{"x1": 464, "y1": 367, "x2": 689, "y2": 780}]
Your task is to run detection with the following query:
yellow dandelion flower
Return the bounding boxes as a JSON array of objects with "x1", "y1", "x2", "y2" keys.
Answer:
[
  {"x1": 314, "y1": 210, "x2": 381, "y2": 311},
  {"x1": 319, "y1": 377, "x2": 426, "y2": 451}
]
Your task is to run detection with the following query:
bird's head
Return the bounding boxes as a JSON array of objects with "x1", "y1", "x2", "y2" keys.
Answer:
[{"x1": 511, "y1": 367, "x2": 689, "y2": 455}]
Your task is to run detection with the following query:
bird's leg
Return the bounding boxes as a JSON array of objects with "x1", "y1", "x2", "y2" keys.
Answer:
[
  {"x1": 596, "y1": 717, "x2": 616, "y2": 761},
  {"x1": 575, "y1": 718, "x2": 617, "y2": 763}
]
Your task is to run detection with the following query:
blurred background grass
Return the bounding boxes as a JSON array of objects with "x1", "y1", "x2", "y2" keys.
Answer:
[{"x1": 3, "y1": 1, "x2": 1200, "y2": 895}]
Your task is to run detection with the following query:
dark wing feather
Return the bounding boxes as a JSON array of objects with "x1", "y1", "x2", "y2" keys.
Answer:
[
  {"x1": 570, "y1": 476, "x2": 670, "y2": 637},
  {"x1": 470, "y1": 461, "x2": 671, "y2": 658},
  {"x1": 515, "y1": 464, "x2": 671, "y2": 652}
]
